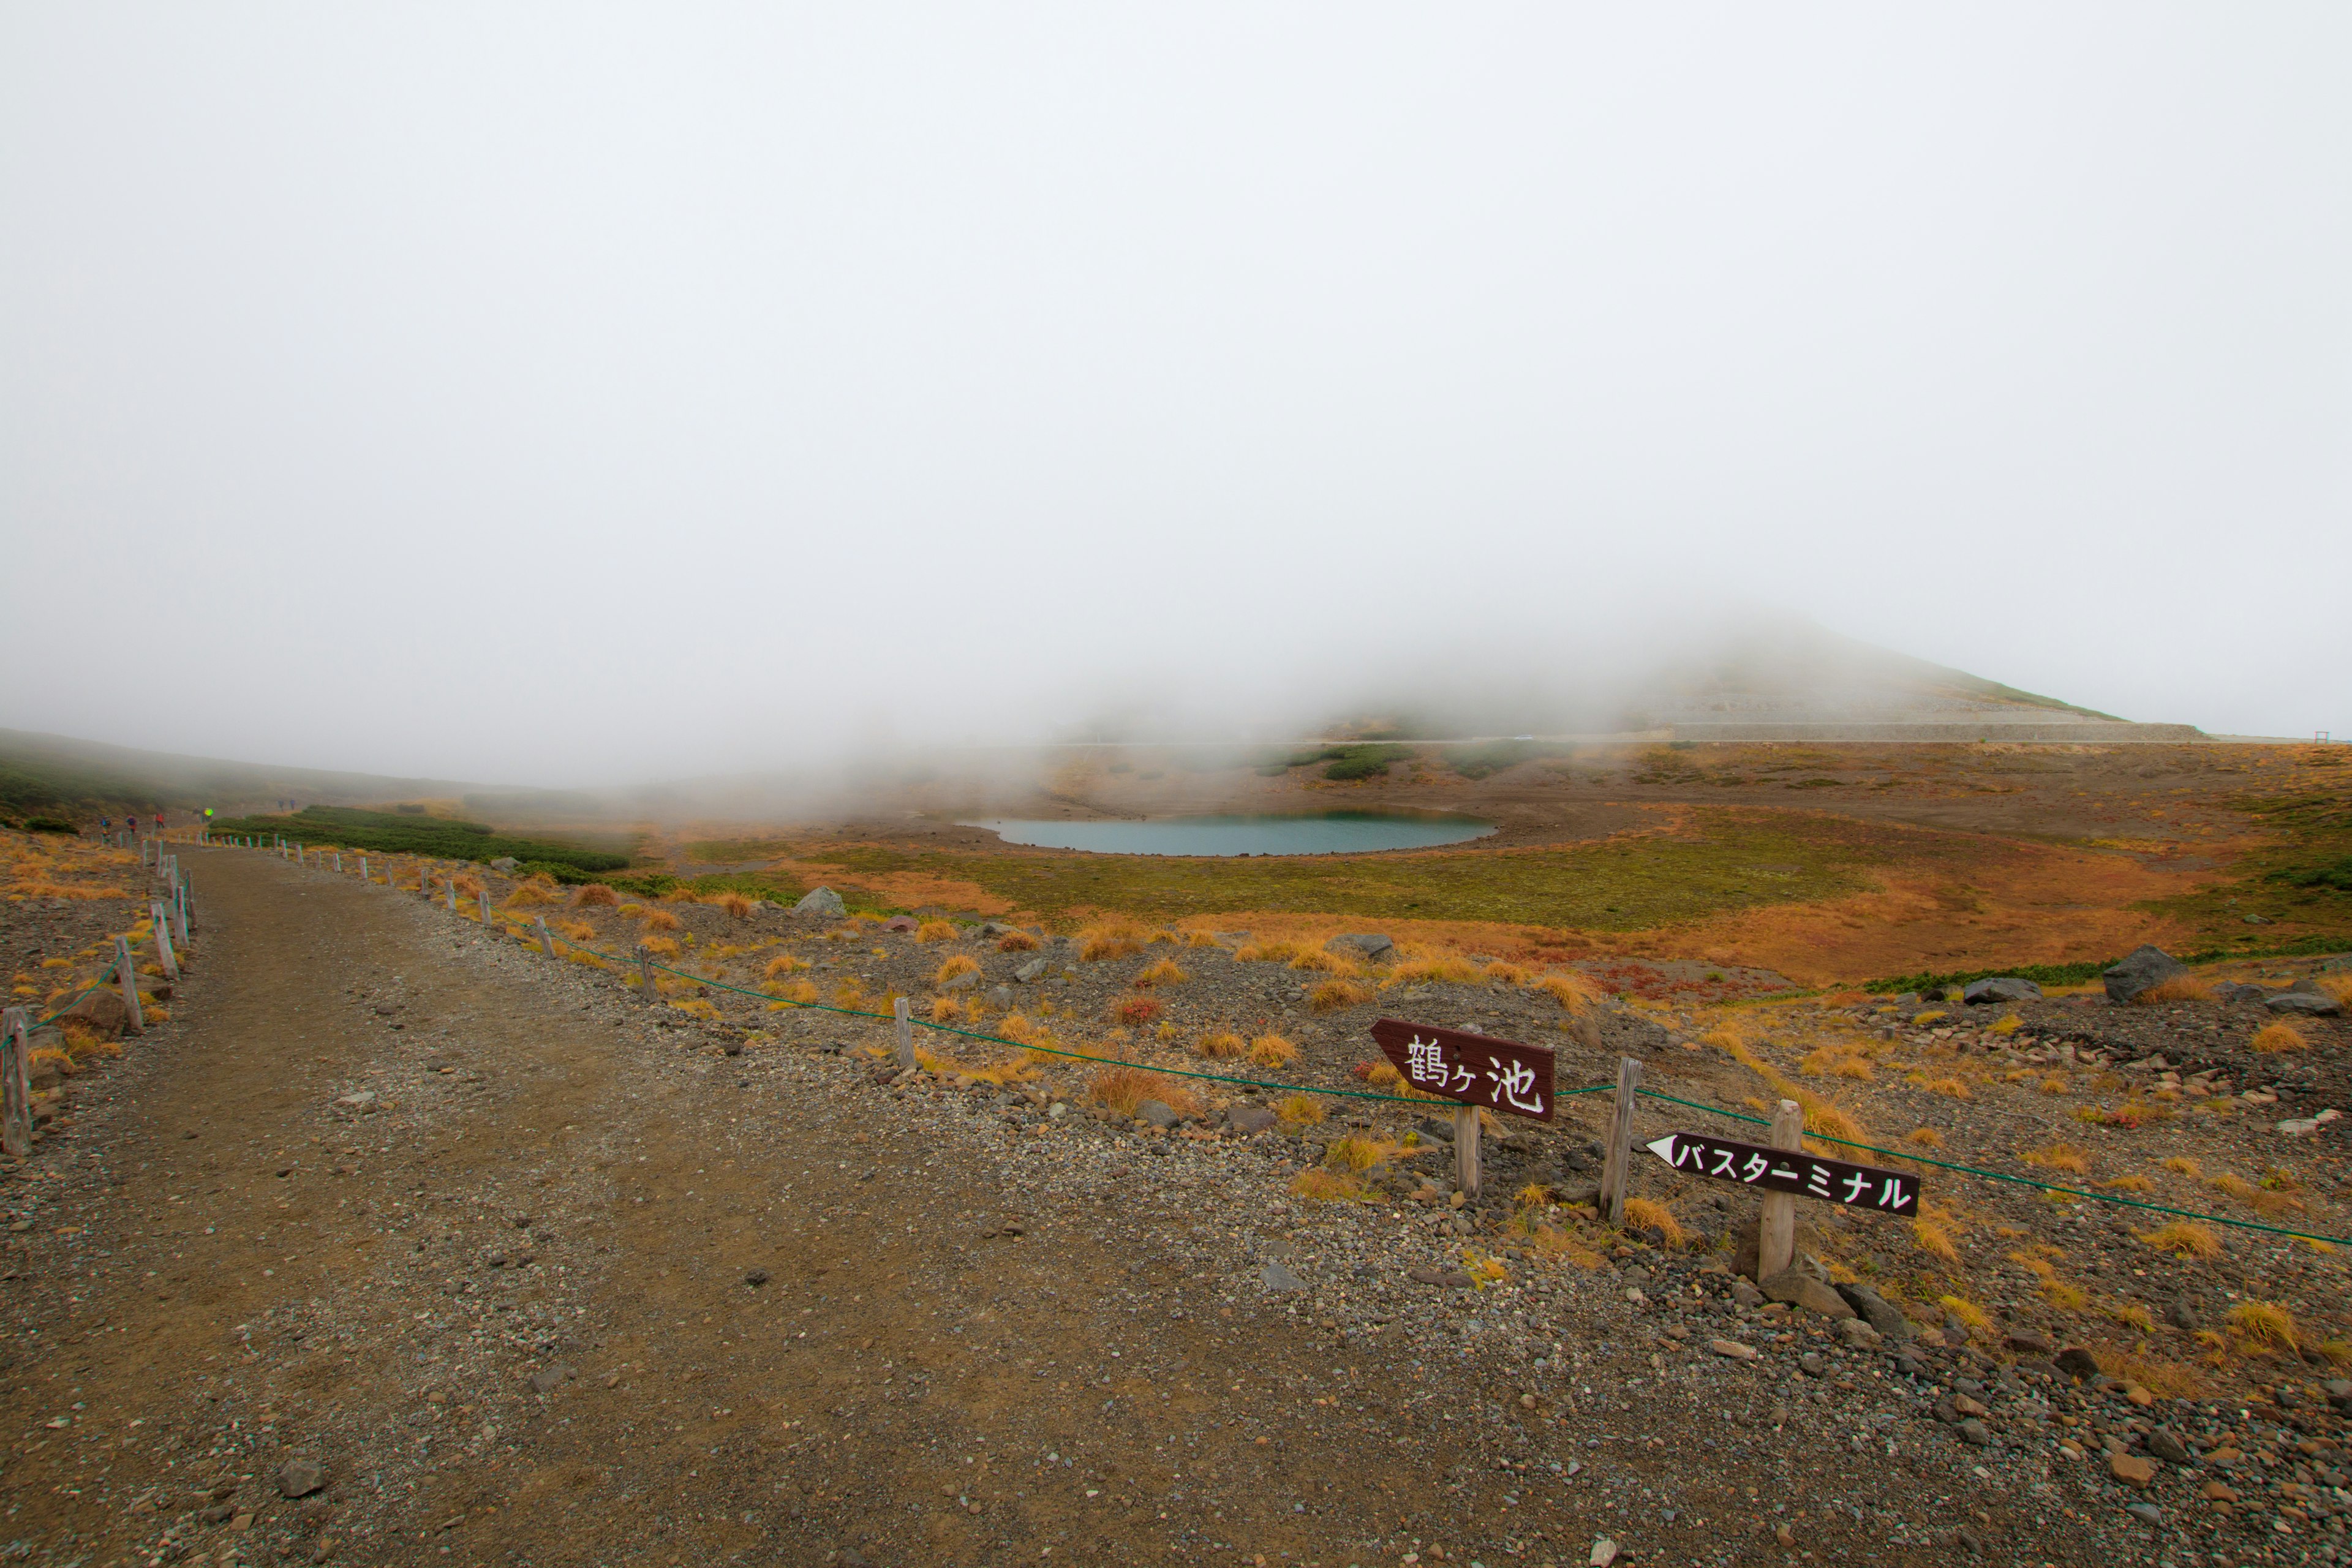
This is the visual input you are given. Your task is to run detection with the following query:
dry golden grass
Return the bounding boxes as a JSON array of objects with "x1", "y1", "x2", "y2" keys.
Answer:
[
  {"x1": 915, "y1": 919, "x2": 959, "y2": 943},
  {"x1": 1248, "y1": 1035, "x2": 1297, "y2": 1069},
  {"x1": 1939, "y1": 1294, "x2": 1989, "y2": 1332},
  {"x1": 553, "y1": 918, "x2": 597, "y2": 943},
  {"x1": 2038, "y1": 1075, "x2": 2070, "y2": 1095},
  {"x1": 1078, "y1": 921, "x2": 1147, "y2": 961},
  {"x1": 1290, "y1": 1168, "x2": 1376, "y2": 1202},
  {"x1": 1481, "y1": 962, "x2": 1528, "y2": 986},
  {"x1": 2110, "y1": 1301, "x2": 2157, "y2": 1335},
  {"x1": 1921, "y1": 1076, "x2": 1970, "y2": 1100},
  {"x1": 766, "y1": 980, "x2": 818, "y2": 1006},
  {"x1": 1621, "y1": 1197, "x2": 1684, "y2": 1247},
  {"x1": 2252, "y1": 1022, "x2": 2308, "y2": 1054},
  {"x1": 1912, "y1": 1219, "x2": 1959, "y2": 1262},
  {"x1": 452, "y1": 875, "x2": 484, "y2": 897},
  {"x1": 1987, "y1": 1013, "x2": 2022, "y2": 1036},
  {"x1": 1276, "y1": 1093, "x2": 1325, "y2": 1128},
  {"x1": 2161, "y1": 1155, "x2": 2201, "y2": 1177},
  {"x1": 1907, "y1": 1127, "x2": 1943, "y2": 1148},
  {"x1": 1182, "y1": 929, "x2": 1221, "y2": 948},
  {"x1": 2319, "y1": 976, "x2": 2352, "y2": 1007},
  {"x1": 1531, "y1": 971, "x2": 1602, "y2": 1011},
  {"x1": 1234, "y1": 939, "x2": 1303, "y2": 964},
  {"x1": 705, "y1": 891, "x2": 755, "y2": 919},
  {"x1": 1284, "y1": 949, "x2": 1357, "y2": 976},
  {"x1": 1087, "y1": 1066, "x2": 1200, "y2": 1118},
  {"x1": 2102, "y1": 1174, "x2": 2154, "y2": 1193},
  {"x1": 996, "y1": 930, "x2": 1039, "y2": 953},
  {"x1": 2133, "y1": 974, "x2": 2214, "y2": 1005},
  {"x1": 1133, "y1": 958, "x2": 1189, "y2": 989},
  {"x1": 1310, "y1": 979, "x2": 1373, "y2": 1013},
  {"x1": 763, "y1": 953, "x2": 808, "y2": 978},
  {"x1": 642, "y1": 935, "x2": 683, "y2": 958},
  {"x1": 1324, "y1": 1134, "x2": 1401, "y2": 1172},
  {"x1": 2024, "y1": 1144, "x2": 2090, "y2": 1175},
  {"x1": 1194, "y1": 1031, "x2": 1245, "y2": 1060},
  {"x1": 1384, "y1": 955, "x2": 1483, "y2": 989},
  {"x1": 2139, "y1": 1221, "x2": 2222, "y2": 1259},
  {"x1": 503, "y1": 878, "x2": 561, "y2": 908},
  {"x1": 929, "y1": 997, "x2": 965, "y2": 1023},
  {"x1": 933, "y1": 954, "x2": 981, "y2": 985},
  {"x1": 2228, "y1": 1300, "x2": 2299, "y2": 1354}
]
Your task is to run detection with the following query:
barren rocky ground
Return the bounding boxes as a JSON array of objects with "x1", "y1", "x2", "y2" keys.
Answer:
[{"x1": 4, "y1": 844, "x2": 2351, "y2": 1567}]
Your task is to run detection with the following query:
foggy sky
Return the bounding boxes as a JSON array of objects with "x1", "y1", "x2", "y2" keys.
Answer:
[{"x1": 4, "y1": 4, "x2": 2348, "y2": 786}]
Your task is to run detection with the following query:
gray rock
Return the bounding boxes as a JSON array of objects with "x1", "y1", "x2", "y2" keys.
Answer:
[
  {"x1": 1327, "y1": 933, "x2": 1396, "y2": 963},
  {"x1": 938, "y1": 970, "x2": 980, "y2": 994},
  {"x1": 1261, "y1": 1261, "x2": 1309, "y2": 1293},
  {"x1": 1134, "y1": 1099, "x2": 1180, "y2": 1128},
  {"x1": 2266, "y1": 990, "x2": 2343, "y2": 1017},
  {"x1": 1798, "y1": 1352, "x2": 1827, "y2": 1377},
  {"x1": 1729, "y1": 1280, "x2": 1766, "y2": 1308},
  {"x1": 2054, "y1": 1345, "x2": 2101, "y2": 1380},
  {"x1": 2244, "y1": 913, "x2": 2272, "y2": 925},
  {"x1": 1833, "y1": 1317, "x2": 1882, "y2": 1349},
  {"x1": 2323, "y1": 1378, "x2": 2352, "y2": 1408},
  {"x1": 1415, "y1": 1117, "x2": 1455, "y2": 1144},
  {"x1": 275, "y1": 1459, "x2": 326, "y2": 1498},
  {"x1": 792, "y1": 886, "x2": 848, "y2": 920},
  {"x1": 2124, "y1": 1502, "x2": 2164, "y2": 1528},
  {"x1": 1962, "y1": 976, "x2": 2043, "y2": 1005},
  {"x1": 529, "y1": 1363, "x2": 573, "y2": 1393},
  {"x1": 1833, "y1": 1283, "x2": 1912, "y2": 1341},
  {"x1": 988, "y1": 985, "x2": 1014, "y2": 1007},
  {"x1": 2319, "y1": 954, "x2": 2352, "y2": 973},
  {"x1": 2147, "y1": 1427, "x2": 2191, "y2": 1465},
  {"x1": 2216, "y1": 982, "x2": 2271, "y2": 1004},
  {"x1": 489, "y1": 856, "x2": 520, "y2": 872},
  {"x1": 1225, "y1": 1104, "x2": 1277, "y2": 1134},
  {"x1": 1956, "y1": 1418, "x2": 1992, "y2": 1446},
  {"x1": 1013, "y1": 958, "x2": 1049, "y2": 984},
  {"x1": 2103, "y1": 945, "x2": 2186, "y2": 1005},
  {"x1": 2165, "y1": 1295, "x2": 2198, "y2": 1332},
  {"x1": 1757, "y1": 1270, "x2": 1854, "y2": 1319}
]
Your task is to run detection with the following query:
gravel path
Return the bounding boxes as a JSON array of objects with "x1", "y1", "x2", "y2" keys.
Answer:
[{"x1": 0, "y1": 849, "x2": 2307, "y2": 1567}]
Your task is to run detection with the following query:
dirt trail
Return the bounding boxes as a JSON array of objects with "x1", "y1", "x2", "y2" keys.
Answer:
[{"x1": 1, "y1": 850, "x2": 2147, "y2": 1567}]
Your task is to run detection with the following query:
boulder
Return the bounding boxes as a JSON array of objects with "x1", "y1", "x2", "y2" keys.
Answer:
[
  {"x1": 2054, "y1": 1345, "x2": 2102, "y2": 1381},
  {"x1": 2103, "y1": 946, "x2": 2185, "y2": 1005},
  {"x1": 1327, "y1": 933, "x2": 1396, "y2": 963},
  {"x1": 1833, "y1": 1283, "x2": 1913, "y2": 1341},
  {"x1": 1757, "y1": 1269, "x2": 1855, "y2": 1319},
  {"x1": 62, "y1": 988, "x2": 136, "y2": 1039},
  {"x1": 1134, "y1": 1099, "x2": 1181, "y2": 1129},
  {"x1": 2165, "y1": 1295, "x2": 2199, "y2": 1333},
  {"x1": 489, "y1": 856, "x2": 520, "y2": 872},
  {"x1": 2002, "y1": 1328, "x2": 2056, "y2": 1355},
  {"x1": 1962, "y1": 977, "x2": 2043, "y2": 1005},
  {"x1": 1012, "y1": 958, "x2": 1049, "y2": 984},
  {"x1": 1225, "y1": 1104, "x2": 1277, "y2": 1134},
  {"x1": 2266, "y1": 990, "x2": 2343, "y2": 1018},
  {"x1": 792, "y1": 887, "x2": 847, "y2": 919},
  {"x1": 884, "y1": 915, "x2": 918, "y2": 933},
  {"x1": 1834, "y1": 1317, "x2": 1883, "y2": 1349},
  {"x1": 2216, "y1": 982, "x2": 2271, "y2": 1004},
  {"x1": 274, "y1": 1459, "x2": 326, "y2": 1499},
  {"x1": 938, "y1": 970, "x2": 980, "y2": 994},
  {"x1": 2147, "y1": 1427, "x2": 2192, "y2": 1466},
  {"x1": 2108, "y1": 1453, "x2": 2156, "y2": 1489}
]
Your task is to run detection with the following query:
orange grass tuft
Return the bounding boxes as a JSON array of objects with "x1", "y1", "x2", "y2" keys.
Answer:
[
  {"x1": 1077, "y1": 921, "x2": 1147, "y2": 961},
  {"x1": 933, "y1": 954, "x2": 981, "y2": 986},
  {"x1": 915, "y1": 919, "x2": 959, "y2": 943},
  {"x1": 2252, "y1": 1022, "x2": 2308, "y2": 1054},
  {"x1": 1310, "y1": 979, "x2": 1373, "y2": 1013},
  {"x1": 1194, "y1": 1031, "x2": 1245, "y2": 1060},
  {"x1": 1133, "y1": 958, "x2": 1189, "y2": 989}
]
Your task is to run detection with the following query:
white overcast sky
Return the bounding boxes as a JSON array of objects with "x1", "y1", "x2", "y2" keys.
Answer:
[{"x1": 4, "y1": 4, "x2": 2347, "y2": 785}]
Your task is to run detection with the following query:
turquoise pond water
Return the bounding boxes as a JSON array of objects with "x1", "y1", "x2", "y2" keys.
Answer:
[{"x1": 962, "y1": 812, "x2": 1496, "y2": 857}]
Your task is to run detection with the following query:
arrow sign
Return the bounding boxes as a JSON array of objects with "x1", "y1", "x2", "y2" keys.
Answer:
[
  {"x1": 1369, "y1": 1018, "x2": 1555, "y2": 1121},
  {"x1": 1644, "y1": 1131, "x2": 1920, "y2": 1217}
]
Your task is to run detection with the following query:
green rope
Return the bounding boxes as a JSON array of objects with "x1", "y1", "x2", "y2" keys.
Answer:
[{"x1": 1634, "y1": 1086, "x2": 2352, "y2": 1249}]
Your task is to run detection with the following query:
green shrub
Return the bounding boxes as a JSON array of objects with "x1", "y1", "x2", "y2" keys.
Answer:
[
  {"x1": 206, "y1": 805, "x2": 630, "y2": 874},
  {"x1": 21, "y1": 817, "x2": 79, "y2": 835}
]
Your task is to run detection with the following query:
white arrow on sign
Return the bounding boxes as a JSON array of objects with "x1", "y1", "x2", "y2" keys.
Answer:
[{"x1": 1645, "y1": 1133, "x2": 1680, "y2": 1165}]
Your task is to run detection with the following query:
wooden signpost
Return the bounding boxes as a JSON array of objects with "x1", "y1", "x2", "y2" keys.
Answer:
[
  {"x1": 1643, "y1": 1125, "x2": 1921, "y2": 1217},
  {"x1": 1370, "y1": 1017, "x2": 1556, "y2": 1200},
  {"x1": 1, "y1": 1007, "x2": 31, "y2": 1158}
]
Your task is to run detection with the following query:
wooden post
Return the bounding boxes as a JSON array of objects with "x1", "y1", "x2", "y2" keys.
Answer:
[
  {"x1": 446, "y1": 878, "x2": 457, "y2": 912},
  {"x1": 477, "y1": 886, "x2": 494, "y2": 929},
  {"x1": 114, "y1": 937, "x2": 143, "y2": 1035},
  {"x1": 172, "y1": 887, "x2": 189, "y2": 947},
  {"x1": 1452, "y1": 1102, "x2": 1481, "y2": 1200},
  {"x1": 1, "y1": 1006, "x2": 32, "y2": 1158},
  {"x1": 635, "y1": 944, "x2": 657, "y2": 998},
  {"x1": 296, "y1": 844, "x2": 305, "y2": 865},
  {"x1": 1757, "y1": 1099, "x2": 1806, "y2": 1280},
  {"x1": 149, "y1": 902, "x2": 179, "y2": 981},
  {"x1": 334, "y1": 851, "x2": 342, "y2": 873},
  {"x1": 1597, "y1": 1055, "x2": 1645, "y2": 1228},
  {"x1": 893, "y1": 995, "x2": 916, "y2": 1069},
  {"x1": 535, "y1": 916, "x2": 556, "y2": 957}
]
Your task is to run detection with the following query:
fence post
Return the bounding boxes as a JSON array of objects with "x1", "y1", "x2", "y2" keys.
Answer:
[
  {"x1": 635, "y1": 944, "x2": 657, "y2": 998},
  {"x1": 893, "y1": 995, "x2": 915, "y2": 1070},
  {"x1": 1597, "y1": 1055, "x2": 1645, "y2": 1228},
  {"x1": 477, "y1": 886, "x2": 494, "y2": 929},
  {"x1": 114, "y1": 937, "x2": 144, "y2": 1035},
  {"x1": 1452, "y1": 1102, "x2": 1481, "y2": 1200},
  {"x1": 334, "y1": 851, "x2": 342, "y2": 873},
  {"x1": 172, "y1": 884, "x2": 190, "y2": 946},
  {"x1": 1, "y1": 1007, "x2": 31, "y2": 1159},
  {"x1": 1757, "y1": 1099, "x2": 1806, "y2": 1280},
  {"x1": 359, "y1": 854, "x2": 369, "y2": 883},
  {"x1": 149, "y1": 901, "x2": 179, "y2": 981},
  {"x1": 535, "y1": 916, "x2": 556, "y2": 957},
  {"x1": 447, "y1": 878, "x2": 458, "y2": 912}
]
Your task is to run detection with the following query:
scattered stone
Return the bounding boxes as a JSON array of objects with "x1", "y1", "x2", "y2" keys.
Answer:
[
  {"x1": 2054, "y1": 1346, "x2": 2101, "y2": 1380},
  {"x1": 2108, "y1": 1452, "x2": 2156, "y2": 1488},
  {"x1": 2200, "y1": 1480, "x2": 2240, "y2": 1502},
  {"x1": 1589, "y1": 1540, "x2": 1619, "y2": 1568},
  {"x1": 744, "y1": 1269, "x2": 770, "y2": 1288},
  {"x1": 1757, "y1": 1269, "x2": 1854, "y2": 1319},
  {"x1": 2124, "y1": 1502, "x2": 2164, "y2": 1527},
  {"x1": 1798, "y1": 1352, "x2": 1826, "y2": 1377},
  {"x1": 2147, "y1": 1428, "x2": 2190, "y2": 1465},
  {"x1": 1956, "y1": 1418, "x2": 1992, "y2": 1446},
  {"x1": 1013, "y1": 959, "x2": 1049, "y2": 984},
  {"x1": 2166, "y1": 1296, "x2": 2199, "y2": 1333},
  {"x1": 1135, "y1": 1099, "x2": 1180, "y2": 1129},
  {"x1": 1260, "y1": 1261, "x2": 1308, "y2": 1294},
  {"x1": 2266, "y1": 990, "x2": 2343, "y2": 1017},
  {"x1": 1833, "y1": 1317, "x2": 1882, "y2": 1349},
  {"x1": 1708, "y1": 1339, "x2": 1758, "y2": 1361},
  {"x1": 275, "y1": 1460, "x2": 326, "y2": 1499},
  {"x1": 61, "y1": 987, "x2": 135, "y2": 1040},
  {"x1": 529, "y1": 1364, "x2": 574, "y2": 1394},
  {"x1": 938, "y1": 970, "x2": 980, "y2": 994},
  {"x1": 489, "y1": 857, "x2": 519, "y2": 872},
  {"x1": 1729, "y1": 1280, "x2": 1765, "y2": 1309},
  {"x1": 1225, "y1": 1104, "x2": 1276, "y2": 1134},
  {"x1": 1962, "y1": 977, "x2": 2043, "y2": 1005},
  {"x1": 2103, "y1": 945, "x2": 2186, "y2": 1005},
  {"x1": 1954, "y1": 1525, "x2": 1983, "y2": 1555},
  {"x1": 1951, "y1": 1394, "x2": 1988, "y2": 1419},
  {"x1": 1327, "y1": 933, "x2": 1396, "y2": 963},
  {"x1": 2001, "y1": 1329, "x2": 2054, "y2": 1355},
  {"x1": 792, "y1": 887, "x2": 848, "y2": 920}
]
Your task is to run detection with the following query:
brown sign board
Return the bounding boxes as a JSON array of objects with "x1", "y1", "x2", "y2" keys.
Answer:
[
  {"x1": 1644, "y1": 1131, "x2": 1921, "y2": 1217},
  {"x1": 1370, "y1": 1017, "x2": 1556, "y2": 1122}
]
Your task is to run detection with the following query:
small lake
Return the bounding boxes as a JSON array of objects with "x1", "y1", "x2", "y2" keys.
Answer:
[{"x1": 963, "y1": 811, "x2": 1496, "y2": 857}]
